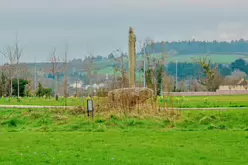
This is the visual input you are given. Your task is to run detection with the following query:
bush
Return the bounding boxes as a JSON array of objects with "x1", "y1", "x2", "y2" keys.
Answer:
[
  {"x1": 199, "y1": 116, "x2": 216, "y2": 124},
  {"x1": 2, "y1": 119, "x2": 19, "y2": 127},
  {"x1": 36, "y1": 83, "x2": 52, "y2": 97}
]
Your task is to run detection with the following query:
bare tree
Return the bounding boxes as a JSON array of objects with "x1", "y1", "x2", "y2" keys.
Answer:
[
  {"x1": 112, "y1": 49, "x2": 129, "y2": 88},
  {"x1": 163, "y1": 75, "x2": 174, "y2": 93},
  {"x1": 48, "y1": 45, "x2": 69, "y2": 99},
  {"x1": 60, "y1": 44, "x2": 68, "y2": 104},
  {"x1": 0, "y1": 67, "x2": 7, "y2": 96},
  {"x1": 195, "y1": 57, "x2": 223, "y2": 91},
  {"x1": 1, "y1": 35, "x2": 23, "y2": 98},
  {"x1": 63, "y1": 45, "x2": 68, "y2": 99},
  {"x1": 83, "y1": 54, "x2": 94, "y2": 96},
  {"x1": 14, "y1": 35, "x2": 23, "y2": 98},
  {"x1": 50, "y1": 48, "x2": 59, "y2": 98},
  {"x1": 1, "y1": 45, "x2": 15, "y2": 96},
  {"x1": 138, "y1": 38, "x2": 154, "y2": 90},
  {"x1": 138, "y1": 38, "x2": 167, "y2": 97}
]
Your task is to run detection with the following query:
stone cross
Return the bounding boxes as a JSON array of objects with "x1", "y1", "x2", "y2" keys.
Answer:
[{"x1": 128, "y1": 27, "x2": 136, "y2": 88}]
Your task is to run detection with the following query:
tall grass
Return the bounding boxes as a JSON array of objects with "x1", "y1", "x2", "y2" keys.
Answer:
[
  {"x1": 1, "y1": 95, "x2": 248, "y2": 108},
  {"x1": 0, "y1": 107, "x2": 248, "y2": 132}
]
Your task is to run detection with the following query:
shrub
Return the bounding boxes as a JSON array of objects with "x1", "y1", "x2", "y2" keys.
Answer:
[
  {"x1": 36, "y1": 83, "x2": 52, "y2": 97},
  {"x1": 2, "y1": 119, "x2": 19, "y2": 127}
]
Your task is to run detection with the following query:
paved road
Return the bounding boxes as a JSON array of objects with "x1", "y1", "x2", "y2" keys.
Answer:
[{"x1": 0, "y1": 105, "x2": 247, "y2": 110}]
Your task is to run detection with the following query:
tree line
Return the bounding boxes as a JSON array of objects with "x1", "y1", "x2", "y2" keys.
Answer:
[
  {"x1": 167, "y1": 58, "x2": 248, "y2": 80},
  {"x1": 142, "y1": 39, "x2": 248, "y2": 55}
]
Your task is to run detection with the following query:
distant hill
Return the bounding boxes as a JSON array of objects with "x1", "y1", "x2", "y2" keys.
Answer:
[
  {"x1": 142, "y1": 39, "x2": 248, "y2": 55},
  {"x1": 16, "y1": 39, "x2": 248, "y2": 85}
]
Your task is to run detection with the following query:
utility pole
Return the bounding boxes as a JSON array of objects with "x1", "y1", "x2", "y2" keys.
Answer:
[
  {"x1": 52, "y1": 60, "x2": 55, "y2": 97},
  {"x1": 76, "y1": 79, "x2": 78, "y2": 97},
  {"x1": 15, "y1": 34, "x2": 22, "y2": 99},
  {"x1": 160, "y1": 64, "x2": 163, "y2": 96},
  {"x1": 51, "y1": 48, "x2": 57, "y2": 98},
  {"x1": 176, "y1": 60, "x2": 178, "y2": 90},
  {"x1": 56, "y1": 60, "x2": 59, "y2": 98},
  {"x1": 160, "y1": 81, "x2": 163, "y2": 96},
  {"x1": 34, "y1": 62, "x2": 37, "y2": 91},
  {"x1": 17, "y1": 56, "x2": 20, "y2": 98},
  {"x1": 64, "y1": 44, "x2": 68, "y2": 105},
  {"x1": 144, "y1": 60, "x2": 146, "y2": 88},
  {"x1": 10, "y1": 67, "x2": 13, "y2": 97},
  {"x1": 106, "y1": 73, "x2": 108, "y2": 89}
]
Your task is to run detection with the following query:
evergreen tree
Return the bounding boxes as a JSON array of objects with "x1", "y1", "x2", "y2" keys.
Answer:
[{"x1": 12, "y1": 79, "x2": 28, "y2": 97}]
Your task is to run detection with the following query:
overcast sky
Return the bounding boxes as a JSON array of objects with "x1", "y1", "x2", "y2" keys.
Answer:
[{"x1": 0, "y1": 0, "x2": 247, "y2": 63}]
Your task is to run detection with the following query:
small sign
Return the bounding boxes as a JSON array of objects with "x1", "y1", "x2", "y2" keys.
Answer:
[
  {"x1": 87, "y1": 99, "x2": 94, "y2": 118},
  {"x1": 87, "y1": 100, "x2": 93, "y2": 112}
]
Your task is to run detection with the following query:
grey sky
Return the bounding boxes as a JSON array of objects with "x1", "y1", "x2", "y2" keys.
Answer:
[{"x1": 0, "y1": 0, "x2": 247, "y2": 63}]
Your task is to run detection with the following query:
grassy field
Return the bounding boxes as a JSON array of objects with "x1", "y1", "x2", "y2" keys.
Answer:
[
  {"x1": 0, "y1": 108, "x2": 248, "y2": 164},
  {"x1": 165, "y1": 54, "x2": 245, "y2": 64},
  {"x1": 1, "y1": 131, "x2": 247, "y2": 165},
  {"x1": 1, "y1": 95, "x2": 248, "y2": 108},
  {"x1": 136, "y1": 53, "x2": 245, "y2": 64},
  {"x1": 159, "y1": 95, "x2": 248, "y2": 108},
  {"x1": 0, "y1": 97, "x2": 84, "y2": 106}
]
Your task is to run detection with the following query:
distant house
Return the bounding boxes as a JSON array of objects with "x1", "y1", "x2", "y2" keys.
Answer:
[
  {"x1": 83, "y1": 83, "x2": 106, "y2": 90},
  {"x1": 69, "y1": 81, "x2": 83, "y2": 88},
  {"x1": 218, "y1": 78, "x2": 248, "y2": 91}
]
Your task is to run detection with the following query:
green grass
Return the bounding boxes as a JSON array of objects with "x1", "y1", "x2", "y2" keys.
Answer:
[
  {"x1": 148, "y1": 53, "x2": 246, "y2": 63},
  {"x1": 0, "y1": 108, "x2": 248, "y2": 164},
  {"x1": 135, "y1": 53, "x2": 245, "y2": 64},
  {"x1": 1, "y1": 108, "x2": 248, "y2": 132},
  {"x1": 1, "y1": 131, "x2": 248, "y2": 165},
  {"x1": 0, "y1": 97, "x2": 85, "y2": 106},
  {"x1": 97, "y1": 66, "x2": 116, "y2": 75},
  {"x1": 158, "y1": 95, "x2": 248, "y2": 108},
  {"x1": 165, "y1": 54, "x2": 245, "y2": 64},
  {"x1": 1, "y1": 95, "x2": 248, "y2": 108}
]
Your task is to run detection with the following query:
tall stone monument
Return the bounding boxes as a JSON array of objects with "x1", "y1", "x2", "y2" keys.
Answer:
[
  {"x1": 129, "y1": 27, "x2": 136, "y2": 88},
  {"x1": 108, "y1": 27, "x2": 153, "y2": 108}
]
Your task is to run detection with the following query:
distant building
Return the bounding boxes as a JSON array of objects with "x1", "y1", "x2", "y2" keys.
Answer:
[
  {"x1": 70, "y1": 81, "x2": 83, "y2": 88},
  {"x1": 83, "y1": 83, "x2": 106, "y2": 90},
  {"x1": 218, "y1": 78, "x2": 248, "y2": 91}
]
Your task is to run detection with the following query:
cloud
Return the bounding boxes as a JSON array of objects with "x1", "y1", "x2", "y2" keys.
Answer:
[
  {"x1": 194, "y1": 22, "x2": 248, "y2": 41},
  {"x1": 0, "y1": 0, "x2": 248, "y2": 61},
  {"x1": 1, "y1": 0, "x2": 247, "y2": 10}
]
